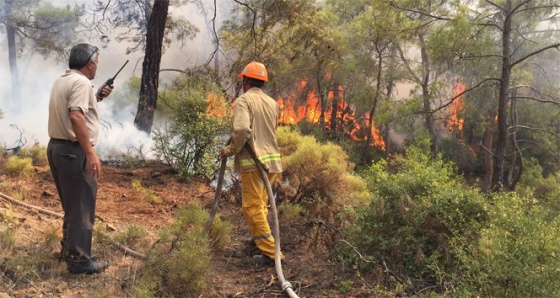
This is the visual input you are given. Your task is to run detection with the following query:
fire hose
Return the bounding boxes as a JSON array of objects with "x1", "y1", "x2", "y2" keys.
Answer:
[{"x1": 202, "y1": 143, "x2": 299, "y2": 298}]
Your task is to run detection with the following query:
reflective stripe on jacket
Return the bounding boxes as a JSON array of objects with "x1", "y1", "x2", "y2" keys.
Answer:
[{"x1": 226, "y1": 87, "x2": 282, "y2": 173}]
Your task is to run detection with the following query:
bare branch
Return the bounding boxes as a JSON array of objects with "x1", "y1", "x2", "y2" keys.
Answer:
[
  {"x1": 431, "y1": 78, "x2": 501, "y2": 113},
  {"x1": 509, "y1": 125, "x2": 560, "y2": 139},
  {"x1": 510, "y1": 43, "x2": 560, "y2": 68},
  {"x1": 510, "y1": 96, "x2": 560, "y2": 107}
]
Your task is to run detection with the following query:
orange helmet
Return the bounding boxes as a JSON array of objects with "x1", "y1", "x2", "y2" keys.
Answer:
[{"x1": 238, "y1": 61, "x2": 268, "y2": 82}]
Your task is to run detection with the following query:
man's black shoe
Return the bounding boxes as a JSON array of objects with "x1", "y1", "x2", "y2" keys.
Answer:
[
  {"x1": 244, "y1": 238, "x2": 257, "y2": 248},
  {"x1": 252, "y1": 255, "x2": 275, "y2": 267},
  {"x1": 67, "y1": 261, "x2": 108, "y2": 275}
]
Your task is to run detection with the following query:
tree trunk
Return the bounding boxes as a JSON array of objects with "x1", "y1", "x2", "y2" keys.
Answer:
[
  {"x1": 419, "y1": 33, "x2": 437, "y2": 157},
  {"x1": 491, "y1": 0, "x2": 512, "y2": 191},
  {"x1": 364, "y1": 46, "x2": 384, "y2": 158},
  {"x1": 5, "y1": 0, "x2": 20, "y2": 112},
  {"x1": 330, "y1": 84, "x2": 338, "y2": 133},
  {"x1": 481, "y1": 111, "x2": 496, "y2": 193},
  {"x1": 507, "y1": 93, "x2": 522, "y2": 191},
  {"x1": 134, "y1": 0, "x2": 169, "y2": 134}
]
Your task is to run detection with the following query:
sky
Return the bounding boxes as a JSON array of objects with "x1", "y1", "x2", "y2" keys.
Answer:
[{"x1": 0, "y1": 0, "x2": 230, "y2": 159}]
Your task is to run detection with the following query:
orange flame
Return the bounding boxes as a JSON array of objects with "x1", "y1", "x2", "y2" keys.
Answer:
[
  {"x1": 278, "y1": 78, "x2": 386, "y2": 150},
  {"x1": 449, "y1": 82, "x2": 465, "y2": 132}
]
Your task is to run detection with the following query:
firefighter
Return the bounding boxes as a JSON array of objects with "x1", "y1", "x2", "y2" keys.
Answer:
[{"x1": 220, "y1": 61, "x2": 284, "y2": 266}]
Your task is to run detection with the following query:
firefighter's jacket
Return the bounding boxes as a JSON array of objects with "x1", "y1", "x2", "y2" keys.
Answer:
[{"x1": 223, "y1": 87, "x2": 282, "y2": 173}]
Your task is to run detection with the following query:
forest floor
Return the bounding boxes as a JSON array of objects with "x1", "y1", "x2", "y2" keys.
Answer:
[{"x1": 0, "y1": 162, "x2": 384, "y2": 298}]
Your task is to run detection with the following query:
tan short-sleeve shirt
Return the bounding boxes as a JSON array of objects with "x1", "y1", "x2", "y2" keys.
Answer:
[{"x1": 48, "y1": 70, "x2": 99, "y2": 145}]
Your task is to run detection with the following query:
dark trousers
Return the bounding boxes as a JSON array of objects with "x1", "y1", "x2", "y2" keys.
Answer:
[{"x1": 47, "y1": 139, "x2": 97, "y2": 263}]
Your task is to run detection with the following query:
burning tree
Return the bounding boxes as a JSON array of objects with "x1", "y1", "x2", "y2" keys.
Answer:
[{"x1": 277, "y1": 77, "x2": 386, "y2": 150}]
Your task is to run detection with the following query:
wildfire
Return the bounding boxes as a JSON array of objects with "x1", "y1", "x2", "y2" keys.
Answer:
[
  {"x1": 448, "y1": 82, "x2": 476, "y2": 156},
  {"x1": 277, "y1": 78, "x2": 386, "y2": 150},
  {"x1": 449, "y1": 82, "x2": 465, "y2": 132}
]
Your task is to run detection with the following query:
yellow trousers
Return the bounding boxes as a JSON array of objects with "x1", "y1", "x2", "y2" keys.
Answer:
[{"x1": 241, "y1": 171, "x2": 284, "y2": 260}]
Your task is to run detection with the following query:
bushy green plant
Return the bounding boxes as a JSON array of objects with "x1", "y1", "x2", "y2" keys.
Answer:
[
  {"x1": 454, "y1": 192, "x2": 560, "y2": 297},
  {"x1": 516, "y1": 158, "x2": 560, "y2": 217},
  {"x1": 276, "y1": 126, "x2": 310, "y2": 157},
  {"x1": 18, "y1": 145, "x2": 48, "y2": 166},
  {"x1": 3, "y1": 156, "x2": 34, "y2": 177},
  {"x1": 207, "y1": 215, "x2": 231, "y2": 251},
  {"x1": 113, "y1": 224, "x2": 149, "y2": 249},
  {"x1": 132, "y1": 180, "x2": 163, "y2": 204},
  {"x1": 277, "y1": 127, "x2": 372, "y2": 207},
  {"x1": 279, "y1": 202, "x2": 305, "y2": 223},
  {"x1": 133, "y1": 203, "x2": 230, "y2": 297},
  {"x1": 439, "y1": 137, "x2": 482, "y2": 175},
  {"x1": 151, "y1": 73, "x2": 230, "y2": 180},
  {"x1": 341, "y1": 145, "x2": 488, "y2": 289},
  {"x1": 0, "y1": 227, "x2": 17, "y2": 253}
]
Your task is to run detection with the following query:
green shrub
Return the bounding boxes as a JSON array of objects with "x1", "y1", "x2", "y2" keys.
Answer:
[
  {"x1": 0, "y1": 226, "x2": 17, "y2": 253},
  {"x1": 18, "y1": 145, "x2": 48, "y2": 167},
  {"x1": 277, "y1": 127, "x2": 372, "y2": 207},
  {"x1": 208, "y1": 215, "x2": 231, "y2": 251},
  {"x1": 132, "y1": 180, "x2": 163, "y2": 205},
  {"x1": 439, "y1": 137, "x2": 482, "y2": 175},
  {"x1": 516, "y1": 158, "x2": 560, "y2": 217},
  {"x1": 151, "y1": 73, "x2": 230, "y2": 180},
  {"x1": 134, "y1": 202, "x2": 230, "y2": 297},
  {"x1": 279, "y1": 202, "x2": 305, "y2": 223},
  {"x1": 341, "y1": 145, "x2": 487, "y2": 290},
  {"x1": 113, "y1": 224, "x2": 149, "y2": 249},
  {"x1": 276, "y1": 126, "x2": 308, "y2": 156},
  {"x1": 454, "y1": 192, "x2": 560, "y2": 297},
  {"x1": 4, "y1": 156, "x2": 34, "y2": 177}
]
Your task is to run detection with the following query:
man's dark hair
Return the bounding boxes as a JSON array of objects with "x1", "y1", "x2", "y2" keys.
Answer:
[
  {"x1": 245, "y1": 77, "x2": 265, "y2": 88},
  {"x1": 69, "y1": 43, "x2": 98, "y2": 70}
]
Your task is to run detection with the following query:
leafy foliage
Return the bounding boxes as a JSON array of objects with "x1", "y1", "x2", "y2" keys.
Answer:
[
  {"x1": 276, "y1": 127, "x2": 372, "y2": 221},
  {"x1": 132, "y1": 180, "x2": 163, "y2": 205},
  {"x1": 516, "y1": 158, "x2": 560, "y2": 217},
  {"x1": 133, "y1": 202, "x2": 229, "y2": 297},
  {"x1": 455, "y1": 192, "x2": 560, "y2": 297},
  {"x1": 2, "y1": 1, "x2": 82, "y2": 59},
  {"x1": 3, "y1": 156, "x2": 34, "y2": 177},
  {"x1": 151, "y1": 73, "x2": 231, "y2": 180},
  {"x1": 18, "y1": 145, "x2": 48, "y2": 167},
  {"x1": 342, "y1": 145, "x2": 487, "y2": 291},
  {"x1": 113, "y1": 224, "x2": 150, "y2": 249}
]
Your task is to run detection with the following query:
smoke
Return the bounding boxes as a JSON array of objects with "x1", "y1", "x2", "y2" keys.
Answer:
[{"x1": 0, "y1": 0, "x2": 229, "y2": 160}]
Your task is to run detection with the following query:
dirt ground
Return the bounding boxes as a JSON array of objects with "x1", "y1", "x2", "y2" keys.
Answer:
[{"x1": 0, "y1": 163, "x2": 381, "y2": 298}]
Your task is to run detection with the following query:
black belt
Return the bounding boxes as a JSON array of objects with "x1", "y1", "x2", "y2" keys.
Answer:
[{"x1": 50, "y1": 138, "x2": 80, "y2": 146}]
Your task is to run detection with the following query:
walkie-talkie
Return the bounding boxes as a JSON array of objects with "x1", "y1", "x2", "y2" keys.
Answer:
[{"x1": 96, "y1": 60, "x2": 129, "y2": 97}]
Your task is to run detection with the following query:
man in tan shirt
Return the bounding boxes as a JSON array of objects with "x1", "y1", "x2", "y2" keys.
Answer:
[
  {"x1": 221, "y1": 62, "x2": 284, "y2": 267},
  {"x1": 47, "y1": 43, "x2": 113, "y2": 274}
]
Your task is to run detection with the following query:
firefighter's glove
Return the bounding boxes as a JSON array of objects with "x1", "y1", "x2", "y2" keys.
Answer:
[{"x1": 220, "y1": 147, "x2": 234, "y2": 160}]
